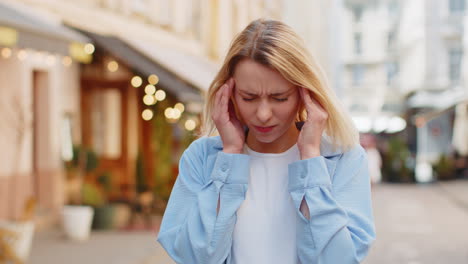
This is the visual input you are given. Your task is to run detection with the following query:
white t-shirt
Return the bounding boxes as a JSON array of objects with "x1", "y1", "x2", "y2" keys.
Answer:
[{"x1": 231, "y1": 143, "x2": 300, "y2": 264}]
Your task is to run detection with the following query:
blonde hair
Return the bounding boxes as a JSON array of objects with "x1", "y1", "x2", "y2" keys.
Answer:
[{"x1": 202, "y1": 19, "x2": 359, "y2": 151}]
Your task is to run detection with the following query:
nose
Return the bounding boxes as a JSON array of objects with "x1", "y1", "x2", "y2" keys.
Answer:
[{"x1": 256, "y1": 101, "x2": 273, "y2": 124}]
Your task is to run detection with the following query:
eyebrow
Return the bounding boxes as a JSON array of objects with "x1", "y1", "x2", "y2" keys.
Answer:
[{"x1": 239, "y1": 88, "x2": 294, "y2": 96}]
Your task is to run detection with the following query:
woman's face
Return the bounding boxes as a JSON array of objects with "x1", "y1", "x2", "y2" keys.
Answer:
[{"x1": 232, "y1": 59, "x2": 300, "y2": 151}]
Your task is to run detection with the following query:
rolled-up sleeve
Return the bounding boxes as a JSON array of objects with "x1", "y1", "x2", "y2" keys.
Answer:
[
  {"x1": 157, "y1": 140, "x2": 250, "y2": 264},
  {"x1": 288, "y1": 145, "x2": 376, "y2": 264}
]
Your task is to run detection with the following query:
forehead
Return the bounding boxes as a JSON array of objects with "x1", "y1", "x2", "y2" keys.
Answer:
[{"x1": 233, "y1": 59, "x2": 295, "y2": 94}]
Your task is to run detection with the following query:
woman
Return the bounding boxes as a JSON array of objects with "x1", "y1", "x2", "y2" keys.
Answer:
[{"x1": 157, "y1": 19, "x2": 375, "y2": 264}]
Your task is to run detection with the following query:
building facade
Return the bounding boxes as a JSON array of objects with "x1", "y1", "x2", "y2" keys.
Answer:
[{"x1": 0, "y1": 2, "x2": 90, "y2": 222}]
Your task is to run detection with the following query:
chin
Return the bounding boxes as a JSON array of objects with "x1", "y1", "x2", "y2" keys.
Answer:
[{"x1": 250, "y1": 131, "x2": 280, "y2": 144}]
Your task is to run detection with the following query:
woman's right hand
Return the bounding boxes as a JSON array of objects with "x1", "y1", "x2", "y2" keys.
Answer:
[{"x1": 211, "y1": 78, "x2": 245, "y2": 154}]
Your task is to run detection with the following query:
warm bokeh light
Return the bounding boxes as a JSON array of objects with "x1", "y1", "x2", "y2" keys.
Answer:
[
  {"x1": 143, "y1": 94, "x2": 156, "y2": 105},
  {"x1": 46, "y1": 55, "x2": 56, "y2": 66},
  {"x1": 155, "y1": 90, "x2": 166, "y2": 101},
  {"x1": 145, "y1": 84, "x2": 156, "y2": 95},
  {"x1": 142, "y1": 109, "x2": 153, "y2": 121},
  {"x1": 185, "y1": 119, "x2": 196, "y2": 131},
  {"x1": 172, "y1": 108, "x2": 181, "y2": 119},
  {"x1": 1, "y1": 48, "x2": 12, "y2": 58},
  {"x1": 164, "y1": 107, "x2": 174, "y2": 119},
  {"x1": 148, "y1": 74, "x2": 159, "y2": 85},
  {"x1": 107, "y1": 61, "x2": 119, "y2": 72},
  {"x1": 62, "y1": 56, "x2": 72, "y2": 66},
  {"x1": 174, "y1": 103, "x2": 185, "y2": 113},
  {"x1": 84, "y1": 43, "x2": 95, "y2": 54},
  {"x1": 131, "y1": 76, "x2": 143, "y2": 88},
  {"x1": 17, "y1": 49, "x2": 27, "y2": 60}
]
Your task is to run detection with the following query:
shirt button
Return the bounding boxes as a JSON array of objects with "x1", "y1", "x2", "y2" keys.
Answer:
[{"x1": 300, "y1": 172, "x2": 306, "y2": 179}]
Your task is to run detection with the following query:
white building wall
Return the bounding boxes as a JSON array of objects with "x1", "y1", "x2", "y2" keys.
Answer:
[
  {"x1": 0, "y1": 48, "x2": 81, "y2": 218},
  {"x1": 399, "y1": 0, "x2": 426, "y2": 93},
  {"x1": 0, "y1": 51, "x2": 62, "y2": 175},
  {"x1": 282, "y1": 0, "x2": 340, "y2": 93}
]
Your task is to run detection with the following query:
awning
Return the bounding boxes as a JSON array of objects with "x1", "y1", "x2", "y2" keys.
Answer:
[
  {"x1": 0, "y1": 2, "x2": 90, "y2": 56},
  {"x1": 8, "y1": 0, "x2": 220, "y2": 105},
  {"x1": 122, "y1": 36, "x2": 218, "y2": 93},
  {"x1": 83, "y1": 31, "x2": 204, "y2": 103},
  {"x1": 452, "y1": 102, "x2": 468, "y2": 156},
  {"x1": 407, "y1": 86, "x2": 468, "y2": 109},
  {"x1": 408, "y1": 86, "x2": 468, "y2": 124}
]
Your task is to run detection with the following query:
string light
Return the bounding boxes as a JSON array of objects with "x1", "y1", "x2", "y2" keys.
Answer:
[
  {"x1": 164, "y1": 107, "x2": 174, "y2": 119},
  {"x1": 1, "y1": 48, "x2": 12, "y2": 58},
  {"x1": 17, "y1": 49, "x2": 27, "y2": 60},
  {"x1": 172, "y1": 108, "x2": 181, "y2": 119},
  {"x1": 62, "y1": 56, "x2": 72, "y2": 66},
  {"x1": 148, "y1": 74, "x2": 159, "y2": 85},
  {"x1": 185, "y1": 119, "x2": 196, "y2": 131},
  {"x1": 46, "y1": 54, "x2": 56, "y2": 66},
  {"x1": 142, "y1": 109, "x2": 153, "y2": 121},
  {"x1": 131, "y1": 76, "x2": 143, "y2": 88},
  {"x1": 84, "y1": 43, "x2": 95, "y2": 54},
  {"x1": 143, "y1": 94, "x2": 156, "y2": 105},
  {"x1": 144, "y1": 84, "x2": 156, "y2": 95},
  {"x1": 155, "y1": 90, "x2": 166, "y2": 101},
  {"x1": 107, "y1": 61, "x2": 119, "y2": 72},
  {"x1": 174, "y1": 103, "x2": 185, "y2": 113}
]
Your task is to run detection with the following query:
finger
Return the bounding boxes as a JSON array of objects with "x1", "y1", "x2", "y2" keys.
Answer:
[
  {"x1": 228, "y1": 99, "x2": 237, "y2": 121},
  {"x1": 307, "y1": 91, "x2": 326, "y2": 113},
  {"x1": 301, "y1": 88, "x2": 314, "y2": 117},
  {"x1": 303, "y1": 88, "x2": 328, "y2": 122},
  {"x1": 213, "y1": 85, "x2": 224, "y2": 113},
  {"x1": 214, "y1": 84, "x2": 228, "y2": 120},
  {"x1": 227, "y1": 78, "x2": 235, "y2": 98},
  {"x1": 221, "y1": 83, "x2": 230, "y2": 117}
]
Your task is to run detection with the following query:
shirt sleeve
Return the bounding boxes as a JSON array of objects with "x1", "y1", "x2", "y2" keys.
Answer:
[
  {"x1": 288, "y1": 145, "x2": 376, "y2": 264},
  {"x1": 157, "y1": 141, "x2": 250, "y2": 264}
]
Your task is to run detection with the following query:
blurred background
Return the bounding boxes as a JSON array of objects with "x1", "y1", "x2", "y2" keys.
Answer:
[{"x1": 0, "y1": 0, "x2": 466, "y2": 263}]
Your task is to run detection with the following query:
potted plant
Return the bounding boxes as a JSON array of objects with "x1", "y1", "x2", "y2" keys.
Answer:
[
  {"x1": 0, "y1": 197, "x2": 36, "y2": 263},
  {"x1": 0, "y1": 93, "x2": 35, "y2": 262},
  {"x1": 91, "y1": 171, "x2": 116, "y2": 230},
  {"x1": 433, "y1": 154, "x2": 456, "y2": 181},
  {"x1": 381, "y1": 137, "x2": 415, "y2": 183},
  {"x1": 62, "y1": 145, "x2": 98, "y2": 241}
]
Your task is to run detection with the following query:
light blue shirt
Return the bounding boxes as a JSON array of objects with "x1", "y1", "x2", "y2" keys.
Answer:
[{"x1": 157, "y1": 136, "x2": 376, "y2": 264}]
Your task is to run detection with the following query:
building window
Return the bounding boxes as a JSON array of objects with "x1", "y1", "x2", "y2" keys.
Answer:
[
  {"x1": 91, "y1": 89, "x2": 122, "y2": 159},
  {"x1": 388, "y1": 1, "x2": 399, "y2": 18},
  {"x1": 450, "y1": 0, "x2": 465, "y2": 13},
  {"x1": 387, "y1": 31, "x2": 395, "y2": 51},
  {"x1": 352, "y1": 65, "x2": 365, "y2": 86},
  {"x1": 449, "y1": 47, "x2": 463, "y2": 83},
  {"x1": 386, "y1": 61, "x2": 399, "y2": 85},
  {"x1": 353, "y1": 5, "x2": 364, "y2": 22},
  {"x1": 354, "y1": 33, "x2": 362, "y2": 55}
]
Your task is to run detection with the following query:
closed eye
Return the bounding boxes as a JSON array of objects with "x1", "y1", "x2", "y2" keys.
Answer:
[
  {"x1": 274, "y1": 98, "x2": 288, "y2": 102},
  {"x1": 242, "y1": 97, "x2": 288, "y2": 102}
]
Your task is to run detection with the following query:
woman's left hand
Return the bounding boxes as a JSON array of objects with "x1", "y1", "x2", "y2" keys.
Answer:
[{"x1": 297, "y1": 87, "x2": 328, "y2": 160}]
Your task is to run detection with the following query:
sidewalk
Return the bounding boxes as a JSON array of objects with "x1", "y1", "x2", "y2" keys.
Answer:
[
  {"x1": 436, "y1": 179, "x2": 468, "y2": 212},
  {"x1": 29, "y1": 180, "x2": 468, "y2": 264},
  {"x1": 364, "y1": 180, "x2": 468, "y2": 264},
  {"x1": 30, "y1": 229, "x2": 164, "y2": 264}
]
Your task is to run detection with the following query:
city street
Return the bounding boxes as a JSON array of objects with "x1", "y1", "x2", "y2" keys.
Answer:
[
  {"x1": 29, "y1": 181, "x2": 468, "y2": 264},
  {"x1": 364, "y1": 181, "x2": 468, "y2": 264}
]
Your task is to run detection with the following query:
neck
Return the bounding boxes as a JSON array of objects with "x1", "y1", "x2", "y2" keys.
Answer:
[{"x1": 246, "y1": 124, "x2": 299, "y2": 153}]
